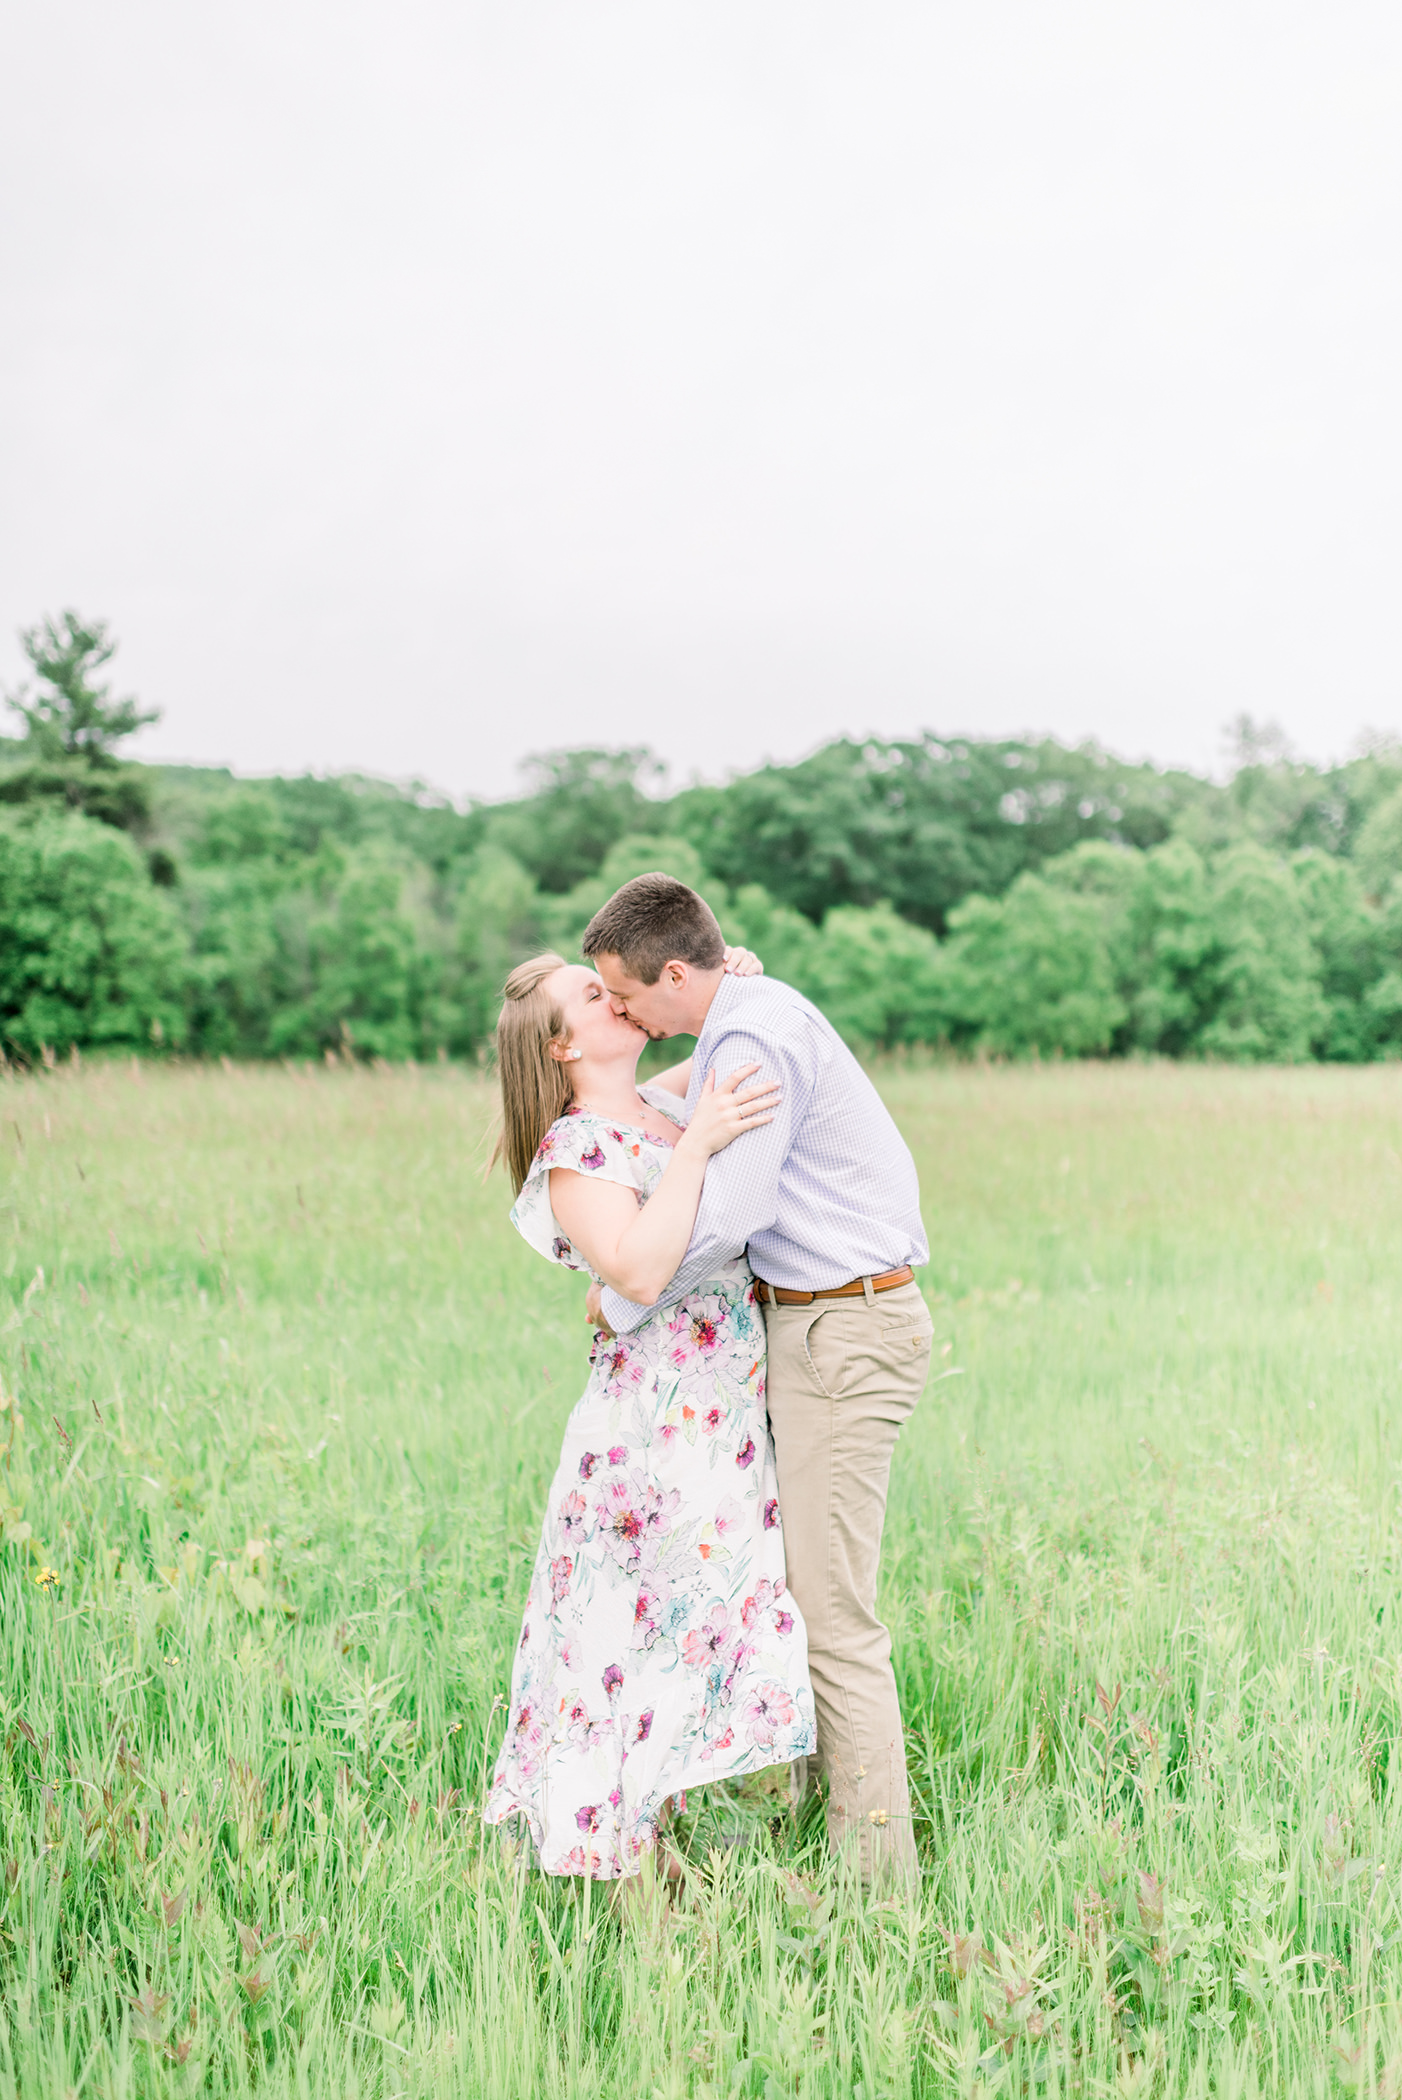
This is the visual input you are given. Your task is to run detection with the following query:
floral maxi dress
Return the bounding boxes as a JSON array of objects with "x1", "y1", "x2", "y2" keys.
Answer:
[{"x1": 484, "y1": 1098, "x2": 816, "y2": 1878}]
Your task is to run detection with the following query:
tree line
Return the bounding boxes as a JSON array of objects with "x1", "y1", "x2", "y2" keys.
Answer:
[{"x1": 4, "y1": 612, "x2": 1402, "y2": 1064}]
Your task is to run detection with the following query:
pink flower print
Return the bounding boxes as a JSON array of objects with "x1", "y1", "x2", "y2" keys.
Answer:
[
  {"x1": 763, "y1": 1498, "x2": 780, "y2": 1530},
  {"x1": 579, "y1": 1143, "x2": 607, "y2": 1171},
  {"x1": 599, "y1": 1344, "x2": 642, "y2": 1391},
  {"x1": 518, "y1": 1619, "x2": 530, "y2": 1650},
  {"x1": 776, "y1": 1612, "x2": 794, "y2": 1636},
  {"x1": 562, "y1": 1694, "x2": 602, "y2": 1747},
  {"x1": 597, "y1": 1479, "x2": 647, "y2": 1569},
  {"x1": 549, "y1": 1554, "x2": 573, "y2": 1603},
  {"x1": 579, "y1": 1451, "x2": 601, "y2": 1481},
  {"x1": 576, "y1": 1802, "x2": 603, "y2": 1834},
  {"x1": 602, "y1": 1662, "x2": 624, "y2": 1703},
  {"x1": 742, "y1": 1683, "x2": 796, "y2": 1747},
  {"x1": 537, "y1": 1131, "x2": 557, "y2": 1160},
  {"x1": 558, "y1": 1490, "x2": 589, "y2": 1543},
  {"x1": 741, "y1": 1579, "x2": 776, "y2": 1631},
  {"x1": 632, "y1": 1576, "x2": 669, "y2": 1650},
  {"x1": 681, "y1": 1602, "x2": 734, "y2": 1670},
  {"x1": 639, "y1": 1479, "x2": 682, "y2": 1560},
  {"x1": 712, "y1": 1495, "x2": 742, "y2": 1541},
  {"x1": 560, "y1": 1636, "x2": 580, "y2": 1671},
  {"x1": 511, "y1": 1701, "x2": 546, "y2": 1755},
  {"x1": 551, "y1": 1235, "x2": 572, "y2": 1263},
  {"x1": 558, "y1": 1842, "x2": 610, "y2": 1880},
  {"x1": 607, "y1": 1445, "x2": 627, "y2": 1466},
  {"x1": 700, "y1": 1407, "x2": 723, "y2": 1437},
  {"x1": 634, "y1": 1710, "x2": 653, "y2": 1743},
  {"x1": 736, "y1": 1437, "x2": 756, "y2": 1470},
  {"x1": 690, "y1": 1313, "x2": 719, "y2": 1352}
]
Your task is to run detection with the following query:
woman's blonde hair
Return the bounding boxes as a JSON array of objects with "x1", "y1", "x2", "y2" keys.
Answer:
[{"x1": 491, "y1": 953, "x2": 574, "y2": 1192}]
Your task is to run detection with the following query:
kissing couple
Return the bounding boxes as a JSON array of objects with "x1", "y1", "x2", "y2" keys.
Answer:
[{"x1": 485, "y1": 871, "x2": 933, "y2": 1888}]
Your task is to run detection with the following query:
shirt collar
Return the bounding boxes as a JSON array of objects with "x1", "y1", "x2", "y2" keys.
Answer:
[{"x1": 695, "y1": 968, "x2": 749, "y2": 1057}]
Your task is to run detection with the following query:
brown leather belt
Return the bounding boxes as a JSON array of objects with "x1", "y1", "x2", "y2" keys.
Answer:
[{"x1": 754, "y1": 1266, "x2": 914, "y2": 1307}]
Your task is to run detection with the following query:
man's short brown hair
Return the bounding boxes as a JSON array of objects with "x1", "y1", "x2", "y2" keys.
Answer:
[{"x1": 581, "y1": 872, "x2": 725, "y2": 985}]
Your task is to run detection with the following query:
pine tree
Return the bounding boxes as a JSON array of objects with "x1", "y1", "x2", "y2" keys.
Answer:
[
  {"x1": 6, "y1": 611, "x2": 159, "y2": 763},
  {"x1": 0, "y1": 612, "x2": 158, "y2": 832}
]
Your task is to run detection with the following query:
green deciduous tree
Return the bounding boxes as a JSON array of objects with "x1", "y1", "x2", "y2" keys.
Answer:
[
  {"x1": 938, "y1": 874, "x2": 1127, "y2": 1056},
  {"x1": 795, "y1": 903, "x2": 945, "y2": 1051},
  {"x1": 264, "y1": 852, "x2": 437, "y2": 1062},
  {"x1": 183, "y1": 857, "x2": 298, "y2": 1058},
  {"x1": 450, "y1": 848, "x2": 546, "y2": 1050},
  {"x1": 481, "y1": 749, "x2": 668, "y2": 894},
  {"x1": 1122, "y1": 840, "x2": 1216, "y2": 1054},
  {"x1": 1195, "y1": 844, "x2": 1327, "y2": 1063},
  {"x1": 7, "y1": 692, "x2": 1402, "y2": 1067},
  {"x1": 1353, "y1": 784, "x2": 1402, "y2": 903},
  {"x1": 1291, "y1": 851, "x2": 1380, "y2": 1060},
  {"x1": 722, "y1": 886, "x2": 820, "y2": 994},
  {"x1": 539, "y1": 836, "x2": 712, "y2": 960},
  {"x1": 672, "y1": 735, "x2": 1207, "y2": 932},
  {"x1": 0, "y1": 812, "x2": 186, "y2": 1055}
]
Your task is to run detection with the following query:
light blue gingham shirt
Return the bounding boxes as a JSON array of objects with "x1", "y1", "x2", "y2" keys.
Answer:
[{"x1": 600, "y1": 973, "x2": 929, "y2": 1334}]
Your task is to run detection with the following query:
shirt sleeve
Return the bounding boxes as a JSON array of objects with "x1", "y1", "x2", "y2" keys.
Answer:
[{"x1": 599, "y1": 1024, "x2": 812, "y2": 1332}]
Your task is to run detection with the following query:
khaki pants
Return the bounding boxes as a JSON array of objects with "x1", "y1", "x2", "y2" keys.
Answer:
[{"x1": 761, "y1": 1279, "x2": 933, "y2": 1885}]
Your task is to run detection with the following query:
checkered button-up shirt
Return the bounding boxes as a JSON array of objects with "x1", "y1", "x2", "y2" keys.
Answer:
[{"x1": 600, "y1": 973, "x2": 929, "y2": 1334}]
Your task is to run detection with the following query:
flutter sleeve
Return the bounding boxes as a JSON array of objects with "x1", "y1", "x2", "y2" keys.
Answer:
[{"x1": 509, "y1": 1111, "x2": 649, "y2": 1271}]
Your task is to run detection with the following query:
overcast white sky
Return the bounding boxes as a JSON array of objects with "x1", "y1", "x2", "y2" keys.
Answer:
[{"x1": 2, "y1": 3, "x2": 1398, "y2": 802}]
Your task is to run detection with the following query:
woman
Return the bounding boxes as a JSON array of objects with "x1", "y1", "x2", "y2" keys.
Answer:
[{"x1": 484, "y1": 951, "x2": 816, "y2": 1881}]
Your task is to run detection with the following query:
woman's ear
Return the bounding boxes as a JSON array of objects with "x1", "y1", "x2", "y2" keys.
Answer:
[{"x1": 548, "y1": 1040, "x2": 581, "y2": 1064}]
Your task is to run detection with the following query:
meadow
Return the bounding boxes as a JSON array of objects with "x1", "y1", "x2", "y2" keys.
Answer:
[{"x1": 4, "y1": 1057, "x2": 1402, "y2": 2097}]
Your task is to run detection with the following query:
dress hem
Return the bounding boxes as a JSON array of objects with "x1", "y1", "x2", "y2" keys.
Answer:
[{"x1": 483, "y1": 1727, "x2": 818, "y2": 1881}]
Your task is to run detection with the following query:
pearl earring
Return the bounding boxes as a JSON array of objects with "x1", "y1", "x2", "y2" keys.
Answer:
[{"x1": 566, "y1": 1048, "x2": 582, "y2": 1061}]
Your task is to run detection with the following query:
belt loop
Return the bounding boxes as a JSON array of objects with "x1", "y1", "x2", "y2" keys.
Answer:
[{"x1": 861, "y1": 1274, "x2": 876, "y2": 1306}]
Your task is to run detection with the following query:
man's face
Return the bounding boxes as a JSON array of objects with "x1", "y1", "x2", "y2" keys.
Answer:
[{"x1": 593, "y1": 954, "x2": 691, "y2": 1040}]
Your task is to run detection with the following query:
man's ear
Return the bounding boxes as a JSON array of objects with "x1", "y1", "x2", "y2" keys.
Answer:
[{"x1": 664, "y1": 961, "x2": 688, "y2": 989}]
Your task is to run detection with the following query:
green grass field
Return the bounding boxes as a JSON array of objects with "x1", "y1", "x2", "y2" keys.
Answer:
[{"x1": 5, "y1": 1057, "x2": 1402, "y2": 2097}]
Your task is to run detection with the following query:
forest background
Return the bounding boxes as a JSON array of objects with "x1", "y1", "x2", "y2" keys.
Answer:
[{"x1": 5, "y1": 612, "x2": 1402, "y2": 1068}]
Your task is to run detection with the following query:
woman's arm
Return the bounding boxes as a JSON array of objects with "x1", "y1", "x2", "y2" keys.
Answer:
[
  {"x1": 549, "y1": 1067, "x2": 779, "y2": 1304},
  {"x1": 645, "y1": 1056, "x2": 693, "y2": 1099}
]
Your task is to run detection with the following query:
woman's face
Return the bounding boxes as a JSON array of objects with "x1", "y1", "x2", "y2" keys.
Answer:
[{"x1": 547, "y1": 964, "x2": 645, "y2": 1071}]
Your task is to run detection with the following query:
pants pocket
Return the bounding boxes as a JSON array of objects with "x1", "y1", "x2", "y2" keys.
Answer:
[
  {"x1": 801, "y1": 1298, "x2": 932, "y2": 1406},
  {"x1": 799, "y1": 1303, "x2": 846, "y2": 1400}
]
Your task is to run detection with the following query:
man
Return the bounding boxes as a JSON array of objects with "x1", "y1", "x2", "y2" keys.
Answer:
[{"x1": 582, "y1": 871, "x2": 932, "y2": 1885}]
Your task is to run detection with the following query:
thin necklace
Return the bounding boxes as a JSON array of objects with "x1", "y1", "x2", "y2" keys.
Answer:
[{"x1": 576, "y1": 1090, "x2": 659, "y2": 1127}]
